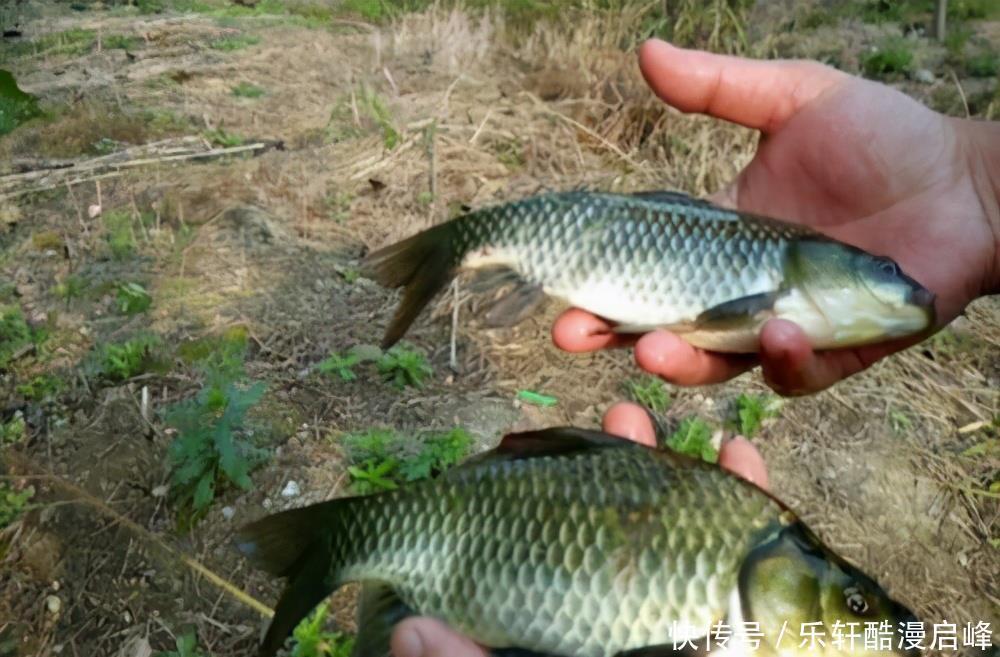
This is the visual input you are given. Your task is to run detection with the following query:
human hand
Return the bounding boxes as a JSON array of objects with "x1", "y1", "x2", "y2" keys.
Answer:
[
  {"x1": 388, "y1": 401, "x2": 768, "y2": 657},
  {"x1": 552, "y1": 39, "x2": 1000, "y2": 396}
]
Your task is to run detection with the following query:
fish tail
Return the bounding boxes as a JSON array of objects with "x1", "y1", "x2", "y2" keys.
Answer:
[
  {"x1": 361, "y1": 222, "x2": 459, "y2": 349},
  {"x1": 235, "y1": 500, "x2": 349, "y2": 657}
]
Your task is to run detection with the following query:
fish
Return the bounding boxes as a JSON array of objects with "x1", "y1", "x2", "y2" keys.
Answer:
[
  {"x1": 360, "y1": 191, "x2": 936, "y2": 352},
  {"x1": 236, "y1": 427, "x2": 918, "y2": 657}
]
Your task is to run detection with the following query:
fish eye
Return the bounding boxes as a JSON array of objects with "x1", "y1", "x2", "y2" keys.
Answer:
[
  {"x1": 845, "y1": 586, "x2": 870, "y2": 615},
  {"x1": 875, "y1": 259, "x2": 898, "y2": 277}
]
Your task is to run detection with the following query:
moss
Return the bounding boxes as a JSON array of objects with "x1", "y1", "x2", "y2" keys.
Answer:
[{"x1": 31, "y1": 230, "x2": 63, "y2": 251}]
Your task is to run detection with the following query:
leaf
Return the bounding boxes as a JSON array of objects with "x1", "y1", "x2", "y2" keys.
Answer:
[
  {"x1": 517, "y1": 390, "x2": 558, "y2": 407},
  {"x1": 192, "y1": 472, "x2": 215, "y2": 511}
]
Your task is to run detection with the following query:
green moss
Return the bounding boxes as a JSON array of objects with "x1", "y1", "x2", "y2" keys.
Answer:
[{"x1": 31, "y1": 230, "x2": 63, "y2": 251}]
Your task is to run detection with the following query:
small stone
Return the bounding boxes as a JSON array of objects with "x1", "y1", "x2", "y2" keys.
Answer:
[
  {"x1": 913, "y1": 69, "x2": 935, "y2": 84},
  {"x1": 151, "y1": 485, "x2": 168, "y2": 498},
  {"x1": 281, "y1": 481, "x2": 300, "y2": 498},
  {"x1": 88, "y1": 204, "x2": 102, "y2": 218},
  {"x1": 45, "y1": 595, "x2": 61, "y2": 614},
  {"x1": 222, "y1": 506, "x2": 235, "y2": 520},
  {"x1": 262, "y1": 498, "x2": 272, "y2": 510},
  {"x1": 51, "y1": 581, "x2": 60, "y2": 591}
]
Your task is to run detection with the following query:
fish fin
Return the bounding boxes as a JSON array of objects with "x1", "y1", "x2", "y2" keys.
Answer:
[
  {"x1": 693, "y1": 292, "x2": 779, "y2": 330},
  {"x1": 627, "y1": 190, "x2": 714, "y2": 208},
  {"x1": 361, "y1": 223, "x2": 458, "y2": 349},
  {"x1": 235, "y1": 500, "x2": 349, "y2": 657},
  {"x1": 484, "y1": 282, "x2": 546, "y2": 327},
  {"x1": 351, "y1": 582, "x2": 416, "y2": 657},
  {"x1": 487, "y1": 427, "x2": 636, "y2": 461},
  {"x1": 614, "y1": 644, "x2": 708, "y2": 657},
  {"x1": 466, "y1": 265, "x2": 522, "y2": 293}
]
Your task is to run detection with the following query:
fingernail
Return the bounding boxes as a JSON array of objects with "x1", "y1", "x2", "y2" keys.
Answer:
[{"x1": 394, "y1": 627, "x2": 424, "y2": 657}]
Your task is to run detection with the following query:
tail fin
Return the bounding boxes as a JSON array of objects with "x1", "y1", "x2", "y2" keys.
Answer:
[
  {"x1": 235, "y1": 500, "x2": 347, "y2": 657},
  {"x1": 361, "y1": 222, "x2": 458, "y2": 349}
]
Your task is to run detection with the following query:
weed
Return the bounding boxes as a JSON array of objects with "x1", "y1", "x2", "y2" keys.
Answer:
[
  {"x1": 53, "y1": 275, "x2": 88, "y2": 303},
  {"x1": 666, "y1": 418, "x2": 717, "y2": 463},
  {"x1": 0, "y1": 483, "x2": 34, "y2": 529},
  {"x1": 624, "y1": 375, "x2": 671, "y2": 413},
  {"x1": 116, "y1": 282, "x2": 152, "y2": 315},
  {"x1": 948, "y1": 0, "x2": 998, "y2": 20},
  {"x1": 341, "y1": 268, "x2": 360, "y2": 284},
  {"x1": 177, "y1": 326, "x2": 249, "y2": 366},
  {"x1": 16, "y1": 374, "x2": 63, "y2": 401},
  {"x1": 209, "y1": 33, "x2": 261, "y2": 51},
  {"x1": 316, "y1": 350, "x2": 361, "y2": 381},
  {"x1": 860, "y1": 38, "x2": 914, "y2": 80},
  {"x1": 0, "y1": 70, "x2": 43, "y2": 137},
  {"x1": 1, "y1": 414, "x2": 25, "y2": 446},
  {"x1": 91, "y1": 334, "x2": 162, "y2": 382},
  {"x1": 342, "y1": 427, "x2": 473, "y2": 494},
  {"x1": 104, "y1": 34, "x2": 136, "y2": 50},
  {"x1": 155, "y1": 629, "x2": 207, "y2": 657},
  {"x1": 291, "y1": 601, "x2": 354, "y2": 657},
  {"x1": 103, "y1": 209, "x2": 136, "y2": 259},
  {"x1": 730, "y1": 393, "x2": 781, "y2": 439},
  {"x1": 376, "y1": 343, "x2": 433, "y2": 389},
  {"x1": 0, "y1": 304, "x2": 32, "y2": 370},
  {"x1": 966, "y1": 51, "x2": 999, "y2": 78},
  {"x1": 204, "y1": 127, "x2": 244, "y2": 147},
  {"x1": 323, "y1": 191, "x2": 352, "y2": 222},
  {"x1": 493, "y1": 137, "x2": 525, "y2": 170},
  {"x1": 165, "y1": 343, "x2": 268, "y2": 527},
  {"x1": 944, "y1": 24, "x2": 973, "y2": 56},
  {"x1": 232, "y1": 82, "x2": 266, "y2": 98},
  {"x1": 889, "y1": 408, "x2": 913, "y2": 435}
]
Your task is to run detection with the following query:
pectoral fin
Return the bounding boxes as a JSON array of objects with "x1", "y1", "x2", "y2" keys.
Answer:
[
  {"x1": 692, "y1": 292, "x2": 778, "y2": 329},
  {"x1": 484, "y1": 283, "x2": 546, "y2": 327},
  {"x1": 351, "y1": 582, "x2": 416, "y2": 657}
]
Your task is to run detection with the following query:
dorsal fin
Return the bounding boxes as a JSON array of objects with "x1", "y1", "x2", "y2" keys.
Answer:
[
  {"x1": 627, "y1": 190, "x2": 713, "y2": 207},
  {"x1": 492, "y1": 427, "x2": 636, "y2": 460}
]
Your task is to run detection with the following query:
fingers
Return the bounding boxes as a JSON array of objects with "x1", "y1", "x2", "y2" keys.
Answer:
[
  {"x1": 634, "y1": 330, "x2": 757, "y2": 385},
  {"x1": 718, "y1": 436, "x2": 770, "y2": 491},
  {"x1": 637, "y1": 39, "x2": 846, "y2": 134},
  {"x1": 551, "y1": 308, "x2": 637, "y2": 352},
  {"x1": 602, "y1": 401, "x2": 657, "y2": 446},
  {"x1": 391, "y1": 618, "x2": 490, "y2": 657}
]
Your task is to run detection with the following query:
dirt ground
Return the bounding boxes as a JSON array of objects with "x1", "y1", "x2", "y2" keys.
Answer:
[{"x1": 1, "y1": 1, "x2": 998, "y2": 656}]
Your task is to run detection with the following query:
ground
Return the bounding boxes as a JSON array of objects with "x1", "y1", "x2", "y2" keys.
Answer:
[{"x1": 0, "y1": 1, "x2": 998, "y2": 656}]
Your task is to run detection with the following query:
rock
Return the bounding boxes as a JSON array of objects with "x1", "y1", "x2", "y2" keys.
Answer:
[
  {"x1": 281, "y1": 480, "x2": 300, "y2": 498},
  {"x1": 913, "y1": 69, "x2": 935, "y2": 84},
  {"x1": 222, "y1": 506, "x2": 235, "y2": 520}
]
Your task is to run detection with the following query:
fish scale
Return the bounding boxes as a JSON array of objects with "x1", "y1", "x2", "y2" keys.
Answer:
[{"x1": 327, "y1": 446, "x2": 780, "y2": 657}]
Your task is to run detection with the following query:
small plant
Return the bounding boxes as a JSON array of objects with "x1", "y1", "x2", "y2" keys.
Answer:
[
  {"x1": 104, "y1": 34, "x2": 136, "y2": 50},
  {"x1": 417, "y1": 190, "x2": 434, "y2": 206},
  {"x1": 204, "y1": 127, "x2": 244, "y2": 147},
  {"x1": 0, "y1": 70, "x2": 43, "y2": 136},
  {"x1": 0, "y1": 304, "x2": 32, "y2": 370},
  {"x1": 54, "y1": 274, "x2": 88, "y2": 302},
  {"x1": 517, "y1": 390, "x2": 558, "y2": 407},
  {"x1": 291, "y1": 601, "x2": 354, "y2": 657},
  {"x1": 316, "y1": 350, "x2": 361, "y2": 381},
  {"x1": 92, "y1": 334, "x2": 162, "y2": 382},
  {"x1": 624, "y1": 376, "x2": 671, "y2": 413},
  {"x1": 966, "y1": 51, "x2": 999, "y2": 78},
  {"x1": 15, "y1": 374, "x2": 63, "y2": 401},
  {"x1": 155, "y1": 629, "x2": 207, "y2": 657},
  {"x1": 209, "y1": 33, "x2": 261, "y2": 51},
  {"x1": 0, "y1": 483, "x2": 34, "y2": 529},
  {"x1": 889, "y1": 408, "x2": 913, "y2": 435},
  {"x1": 232, "y1": 82, "x2": 266, "y2": 98},
  {"x1": 666, "y1": 418, "x2": 717, "y2": 463},
  {"x1": 1, "y1": 414, "x2": 25, "y2": 446},
  {"x1": 116, "y1": 282, "x2": 152, "y2": 314},
  {"x1": 323, "y1": 191, "x2": 352, "y2": 222},
  {"x1": 860, "y1": 38, "x2": 914, "y2": 80},
  {"x1": 342, "y1": 427, "x2": 473, "y2": 494},
  {"x1": 731, "y1": 393, "x2": 781, "y2": 439},
  {"x1": 103, "y1": 209, "x2": 136, "y2": 259},
  {"x1": 165, "y1": 345, "x2": 268, "y2": 527},
  {"x1": 341, "y1": 268, "x2": 360, "y2": 284},
  {"x1": 376, "y1": 344, "x2": 432, "y2": 389}
]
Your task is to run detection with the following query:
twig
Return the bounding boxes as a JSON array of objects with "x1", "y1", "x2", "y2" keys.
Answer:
[
  {"x1": 450, "y1": 279, "x2": 460, "y2": 373},
  {"x1": 948, "y1": 69, "x2": 970, "y2": 118}
]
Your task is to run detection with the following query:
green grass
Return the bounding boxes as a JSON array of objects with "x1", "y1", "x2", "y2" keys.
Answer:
[
  {"x1": 291, "y1": 601, "x2": 354, "y2": 657},
  {"x1": 90, "y1": 334, "x2": 163, "y2": 382},
  {"x1": 665, "y1": 418, "x2": 717, "y2": 463},
  {"x1": 325, "y1": 87, "x2": 399, "y2": 149},
  {"x1": 204, "y1": 127, "x2": 245, "y2": 147},
  {"x1": 730, "y1": 393, "x2": 781, "y2": 439},
  {"x1": 102, "y1": 209, "x2": 137, "y2": 259},
  {"x1": 860, "y1": 37, "x2": 914, "y2": 80},
  {"x1": 165, "y1": 346, "x2": 268, "y2": 527},
  {"x1": 889, "y1": 408, "x2": 913, "y2": 435},
  {"x1": 0, "y1": 304, "x2": 32, "y2": 370},
  {"x1": 15, "y1": 373, "x2": 63, "y2": 401},
  {"x1": 155, "y1": 629, "x2": 207, "y2": 657},
  {"x1": 232, "y1": 82, "x2": 266, "y2": 98},
  {"x1": 0, "y1": 28, "x2": 96, "y2": 59},
  {"x1": 0, "y1": 483, "x2": 34, "y2": 529},
  {"x1": 623, "y1": 375, "x2": 671, "y2": 414},
  {"x1": 104, "y1": 34, "x2": 136, "y2": 50},
  {"x1": 316, "y1": 350, "x2": 362, "y2": 381},
  {"x1": 341, "y1": 427, "x2": 473, "y2": 494},
  {"x1": 376, "y1": 344, "x2": 433, "y2": 389},
  {"x1": 209, "y1": 33, "x2": 261, "y2": 51},
  {"x1": 966, "y1": 51, "x2": 999, "y2": 78},
  {"x1": 1, "y1": 415, "x2": 25, "y2": 446},
  {"x1": 322, "y1": 191, "x2": 352, "y2": 222},
  {"x1": 0, "y1": 70, "x2": 43, "y2": 137},
  {"x1": 116, "y1": 282, "x2": 152, "y2": 315}
]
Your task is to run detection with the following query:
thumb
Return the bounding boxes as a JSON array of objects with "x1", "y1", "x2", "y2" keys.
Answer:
[{"x1": 391, "y1": 617, "x2": 490, "y2": 657}]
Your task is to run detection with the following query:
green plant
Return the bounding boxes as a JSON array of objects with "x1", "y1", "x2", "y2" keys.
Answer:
[
  {"x1": 204, "y1": 127, "x2": 244, "y2": 147},
  {"x1": 342, "y1": 427, "x2": 473, "y2": 494},
  {"x1": 0, "y1": 70, "x2": 43, "y2": 137},
  {"x1": 54, "y1": 275, "x2": 88, "y2": 302},
  {"x1": 16, "y1": 374, "x2": 63, "y2": 401},
  {"x1": 323, "y1": 191, "x2": 352, "y2": 222},
  {"x1": 860, "y1": 38, "x2": 914, "y2": 80},
  {"x1": 232, "y1": 82, "x2": 266, "y2": 98},
  {"x1": 165, "y1": 346, "x2": 267, "y2": 527},
  {"x1": 666, "y1": 418, "x2": 717, "y2": 463},
  {"x1": 966, "y1": 51, "x2": 999, "y2": 78},
  {"x1": 0, "y1": 304, "x2": 32, "y2": 370},
  {"x1": 1, "y1": 415, "x2": 25, "y2": 446},
  {"x1": 517, "y1": 390, "x2": 558, "y2": 407},
  {"x1": 624, "y1": 375, "x2": 671, "y2": 413},
  {"x1": 92, "y1": 334, "x2": 162, "y2": 381},
  {"x1": 889, "y1": 408, "x2": 913, "y2": 435},
  {"x1": 155, "y1": 629, "x2": 207, "y2": 657},
  {"x1": 209, "y1": 33, "x2": 261, "y2": 51},
  {"x1": 116, "y1": 282, "x2": 152, "y2": 314},
  {"x1": 731, "y1": 393, "x2": 781, "y2": 439},
  {"x1": 376, "y1": 344, "x2": 432, "y2": 389},
  {"x1": 103, "y1": 209, "x2": 136, "y2": 259},
  {"x1": 316, "y1": 350, "x2": 361, "y2": 381},
  {"x1": 104, "y1": 34, "x2": 136, "y2": 50},
  {"x1": 0, "y1": 483, "x2": 34, "y2": 529},
  {"x1": 291, "y1": 601, "x2": 354, "y2": 657}
]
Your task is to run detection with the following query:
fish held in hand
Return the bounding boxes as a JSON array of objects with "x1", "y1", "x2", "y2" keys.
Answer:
[
  {"x1": 236, "y1": 427, "x2": 917, "y2": 657},
  {"x1": 361, "y1": 191, "x2": 936, "y2": 352}
]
